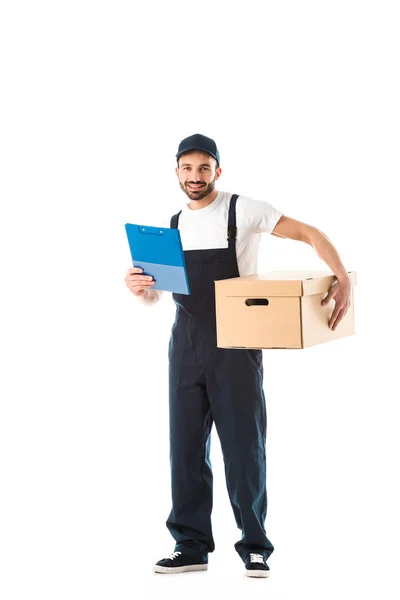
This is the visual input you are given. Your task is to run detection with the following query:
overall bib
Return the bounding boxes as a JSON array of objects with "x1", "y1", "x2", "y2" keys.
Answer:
[{"x1": 167, "y1": 193, "x2": 274, "y2": 562}]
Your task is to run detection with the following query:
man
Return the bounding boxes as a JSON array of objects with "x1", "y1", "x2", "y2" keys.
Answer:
[{"x1": 124, "y1": 134, "x2": 352, "y2": 578}]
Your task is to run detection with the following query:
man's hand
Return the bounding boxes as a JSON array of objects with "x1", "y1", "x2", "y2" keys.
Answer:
[
  {"x1": 321, "y1": 277, "x2": 352, "y2": 330},
  {"x1": 125, "y1": 267, "x2": 155, "y2": 297}
]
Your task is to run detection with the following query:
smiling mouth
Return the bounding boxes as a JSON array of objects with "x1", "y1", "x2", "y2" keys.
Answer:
[{"x1": 188, "y1": 184, "x2": 205, "y2": 190}]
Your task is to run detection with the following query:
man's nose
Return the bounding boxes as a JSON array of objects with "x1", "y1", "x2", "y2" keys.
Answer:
[{"x1": 190, "y1": 171, "x2": 202, "y2": 181}]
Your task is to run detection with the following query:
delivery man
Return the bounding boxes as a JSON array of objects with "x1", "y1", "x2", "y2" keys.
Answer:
[{"x1": 124, "y1": 134, "x2": 352, "y2": 578}]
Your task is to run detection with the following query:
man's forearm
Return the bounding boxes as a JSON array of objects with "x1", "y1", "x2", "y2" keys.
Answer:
[{"x1": 306, "y1": 228, "x2": 350, "y2": 282}]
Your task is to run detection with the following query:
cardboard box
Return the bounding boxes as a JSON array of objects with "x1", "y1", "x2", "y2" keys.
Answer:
[{"x1": 215, "y1": 270, "x2": 357, "y2": 349}]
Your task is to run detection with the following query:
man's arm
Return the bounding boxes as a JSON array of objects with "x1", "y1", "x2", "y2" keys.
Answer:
[{"x1": 271, "y1": 215, "x2": 352, "y2": 330}]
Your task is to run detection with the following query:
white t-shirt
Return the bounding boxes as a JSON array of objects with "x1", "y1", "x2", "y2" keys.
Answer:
[{"x1": 158, "y1": 190, "x2": 283, "y2": 277}]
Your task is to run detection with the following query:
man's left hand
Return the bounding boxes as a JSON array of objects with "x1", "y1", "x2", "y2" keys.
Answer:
[{"x1": 321, "y1": 277, "x2": 352, "y2": 330}]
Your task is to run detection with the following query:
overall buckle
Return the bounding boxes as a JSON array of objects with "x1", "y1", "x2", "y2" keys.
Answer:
[{"x1": 227, "y1": 226, "x2": 237, "y2": 242}]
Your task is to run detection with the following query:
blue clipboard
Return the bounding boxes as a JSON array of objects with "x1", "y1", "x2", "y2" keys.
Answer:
[{"x1": 125, "y1": 223, "x2": 190, "y2": 295}]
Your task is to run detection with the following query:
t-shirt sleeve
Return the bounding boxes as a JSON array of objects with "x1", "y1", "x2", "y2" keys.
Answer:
[{"x1": 241, "y1": 195, "x2": 283, "y2": 235}]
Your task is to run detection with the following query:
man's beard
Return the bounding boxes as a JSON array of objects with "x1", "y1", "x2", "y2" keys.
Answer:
[{"x1": 179, "y1": 178, "x2": 216, "y2": 201}]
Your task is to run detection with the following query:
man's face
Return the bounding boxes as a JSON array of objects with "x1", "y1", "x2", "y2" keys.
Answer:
[{"x1": 176, "y1": 151, "x2": 221, "y2": 201}]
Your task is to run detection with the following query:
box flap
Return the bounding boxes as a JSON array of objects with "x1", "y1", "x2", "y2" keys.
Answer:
[{"x1": 215, "y1": 270, "x2": 357, "y2": 297}]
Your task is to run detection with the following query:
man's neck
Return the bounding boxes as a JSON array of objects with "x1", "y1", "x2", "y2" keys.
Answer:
[{"x1": 187, "y1": 189, "x2": 219, "y2": 210}]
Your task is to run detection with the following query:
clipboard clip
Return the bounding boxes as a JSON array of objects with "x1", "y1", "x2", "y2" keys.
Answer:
[{"x1": 138, "y1": 226, "x2": 165, "y2": 236}]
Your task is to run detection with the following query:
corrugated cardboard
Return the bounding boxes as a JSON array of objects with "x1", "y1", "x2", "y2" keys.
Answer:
[{"x1": 215, "y1": 270, "x2": 357, "y2": 349}]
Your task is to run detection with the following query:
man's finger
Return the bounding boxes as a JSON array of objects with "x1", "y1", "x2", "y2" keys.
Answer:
[
  {"x1": 336, "y1": 305, "x2": 349, "y2": 326},
  {"x1": 126, "y1": 267, "x2": 143, "y2": 275},
  {"x1": 328, "y1": 306, "x2": 340, "y2": 328},
  {"x1": 322, "y1": 291, "x2": 333, "y2": 305},
  {"x1": 128, "y1": 281, "x2": 154, "y2": 289},
  {"x1": 330, "y1": 308, "x2": 345, "y2": 330},
  {"x1": 322, "y1": 281, "x2": 339, "y2": 305}
]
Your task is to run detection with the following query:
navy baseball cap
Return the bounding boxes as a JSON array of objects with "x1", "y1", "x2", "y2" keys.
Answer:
[{"x1": 176, "y1": 133, "x2": 220, "y2": 166}]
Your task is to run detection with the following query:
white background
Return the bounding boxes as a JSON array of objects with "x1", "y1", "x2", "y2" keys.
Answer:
[{"x1": 1, "y1": 1, "x2": 399, "y2": 599}]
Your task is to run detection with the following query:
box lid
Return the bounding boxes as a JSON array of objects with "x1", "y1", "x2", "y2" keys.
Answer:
[{"x1": 214, "y1": 270, "x2": 357, "y2": 297}]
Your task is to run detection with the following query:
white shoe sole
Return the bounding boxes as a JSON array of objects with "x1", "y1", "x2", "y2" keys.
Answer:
[
  {"x1": 245, "y1": 568, "x2": 270, "y2": 578},
  {"x1": 154, "y1": 564, "x2": 208, "y2": 574}
]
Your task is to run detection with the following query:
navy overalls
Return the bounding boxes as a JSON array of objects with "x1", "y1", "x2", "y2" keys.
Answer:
[{"x1": 166, "y1": 193, "x2": 274, "y2": 562}]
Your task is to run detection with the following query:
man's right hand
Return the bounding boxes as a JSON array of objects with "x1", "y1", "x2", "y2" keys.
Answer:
[{"x1": 124, "y1": 267, "x2": 156, "y2": 297}]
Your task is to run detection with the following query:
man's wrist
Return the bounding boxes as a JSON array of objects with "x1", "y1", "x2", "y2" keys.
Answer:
[
  {"x1": 336, "y1": 271, "x2": 351, "y2": 285},
  {"x1": 138, "y1": 288, "x2": 161, "y2": 305}
]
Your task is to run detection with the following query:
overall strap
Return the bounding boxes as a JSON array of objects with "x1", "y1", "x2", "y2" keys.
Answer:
[
  {"x1": 227, "y1": 194, "x2": 239, "y2": 247},
  {"x1": 170, "y1": 211, "x2": 182, "y2": 229}
]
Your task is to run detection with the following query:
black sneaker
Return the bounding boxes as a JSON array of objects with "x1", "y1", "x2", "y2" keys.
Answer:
[
  {"x1": 153, "y1": 551, "x2": 208, "y2": 574},
  {"x1": 244, "y1": 553, "x2": 270, "y2": 578}
]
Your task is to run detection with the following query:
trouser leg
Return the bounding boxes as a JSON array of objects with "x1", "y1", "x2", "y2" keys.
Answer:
[
  {"x1": 166, "y1": 320, "x2": 215, "y2": 556},
  {"x1": 207, "y1": 346, "x2": 274, "y2": 562}
]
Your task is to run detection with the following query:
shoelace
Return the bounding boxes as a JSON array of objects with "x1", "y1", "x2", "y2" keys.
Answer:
[
  {"x1": 166, "y1": 551, "x2": 182, "y2": 560},
  {"x1": 250, "y1": 553, "x2": 264, "y2": 564}
]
